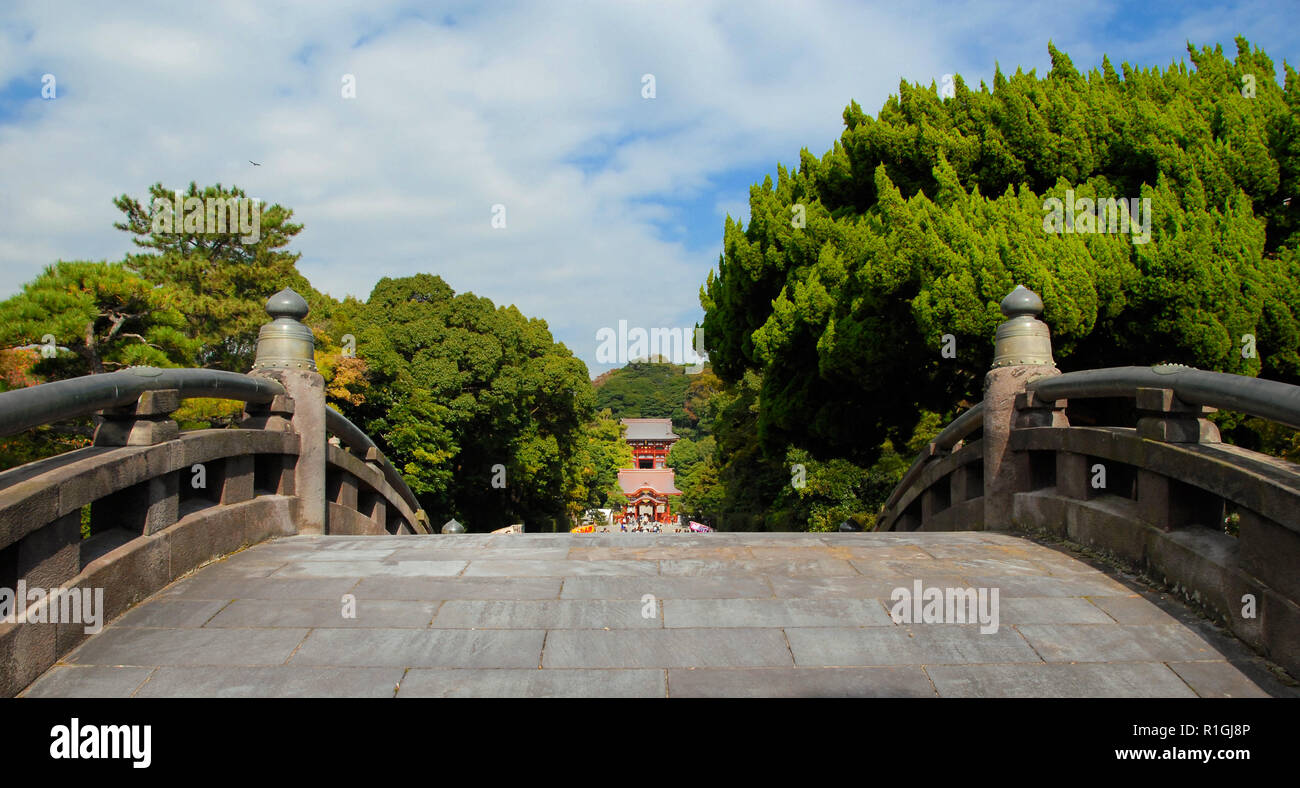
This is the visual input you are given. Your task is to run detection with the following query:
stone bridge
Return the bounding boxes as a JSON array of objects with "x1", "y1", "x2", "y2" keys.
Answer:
[{"x1": 2, "y1": 287, "x2": 1297, "y2": 697}]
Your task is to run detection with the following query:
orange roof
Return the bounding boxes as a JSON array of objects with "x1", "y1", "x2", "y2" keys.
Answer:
[{"x1": 617, "y1": 468, "x2": 682, "y2": 495}]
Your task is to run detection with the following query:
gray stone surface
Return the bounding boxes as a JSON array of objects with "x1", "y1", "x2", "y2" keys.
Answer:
[
  {"x1": 292, "y1": 628, "x2": 545, "y2": 668},
  {"x1": 542, "y1": 629, "x2": 793, "y2": 668},
  {"x1": 271, "y1": 559, "x2": 467, "y2": 578},
  {"x1": 667, "y1": 667, "x2": 935, "y2": 698},
  {"x1": 925, "y1": 662, "x2": 1199, "y2": 698},
  {"x1": 464, "y1": 559, "x2": 658, "y2": 577},
  {"x1": 434, "y1": 600, "x2": 660, "y2": 629},
  {"x1": 996, "y1": 597, "x2": 1115, "y2": 624},
  {"x1": 398, "y1": 668, "x2": 665, "y2": 697},
  {"x1": 663, "y1": 598, "x2": 893, "y2": 628},
  {"x1": 1090, "y1": 594, "x2": 1183, "y2": 625},
  {"x1": 112, "y1": 599, "x2": 233, "y2": 628},
  {"x1": 207, "y1": 599, "x2": 438, "y2": 628},
  {"x1": 786, "y1": 625, "x2": 1043, "y2": 666},
  {"x1": 1167, "y1": 661, "x2": 1273, "y2": 698},
  {"x1": 1016, "y1": 623, "x2": 1219, "y2": 662},
  {"x1": 21, "y1": 666, "x2": 156, "y2": 698},
  {"x1": 559, "y1": 576, "x2": 772, "y2": 599},
  {"x1": 158, "y1": 575, "x2": 360, "y2": 600},
  {"x1": 66, "y1": 627, "x2": 309, "y2": 667},
  {"x1": 22, "y1": 532, "x2": 1276, "y2": 697},
  {"x1": 354, "y1": 576, "x2": 563, "y2": 600},
  {"x1": 136, "y1": 666, "x2": 405, "y2": 698}
]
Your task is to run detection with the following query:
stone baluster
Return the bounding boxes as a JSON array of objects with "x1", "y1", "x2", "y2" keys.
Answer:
[
  {"x1": 248, "y1": 288, "x2": 326, "y2": 535},
  {"x1": 983, "y1": 286, "x2": 1062, "y2": 529}
]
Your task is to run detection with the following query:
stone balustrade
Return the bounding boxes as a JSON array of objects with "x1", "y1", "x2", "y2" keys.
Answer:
[{"x1": 877, "y1": 287, "x2": 1300, "y2": 677}]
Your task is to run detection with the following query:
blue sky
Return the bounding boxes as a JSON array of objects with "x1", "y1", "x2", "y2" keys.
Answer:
[{"x1": 0, "y1": 0, "x2": 1296, "y2": 376}]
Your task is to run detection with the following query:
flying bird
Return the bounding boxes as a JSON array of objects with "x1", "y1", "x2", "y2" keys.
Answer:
[{"x1": 249, "y1": 160, "x2": 261, "y2": 166}]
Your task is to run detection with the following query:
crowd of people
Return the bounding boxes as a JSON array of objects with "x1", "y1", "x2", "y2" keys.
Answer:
[{"x1": 589, "y1": 513, "x2": 692, "y2": 534}]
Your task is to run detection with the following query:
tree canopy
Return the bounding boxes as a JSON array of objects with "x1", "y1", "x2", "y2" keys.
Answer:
[
  {"x1": 341, "y1": 273, "x2": 605, "y2": 530},
  {"x1": 701, "y1": 38, "x2": 1300, "y2": 466}
]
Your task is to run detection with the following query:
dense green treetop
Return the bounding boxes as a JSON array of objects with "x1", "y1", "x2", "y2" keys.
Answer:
[
  {"x1": 701, "y1": 38, "x2": 1300, "y2": 465},
  {"x1": 113, "y1": 182, "x2": 328, "y2": 371},
  {"x1": 0, "y1": 261, "x2": 198, "y2": 378},
  {"x1": 343, "y1": 273, "x2": 598, "y2": 530}
]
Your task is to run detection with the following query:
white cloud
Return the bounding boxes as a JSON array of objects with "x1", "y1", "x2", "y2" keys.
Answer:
[{"x1": 0, "y1": 0, "x2": 1293, "y2": 377}]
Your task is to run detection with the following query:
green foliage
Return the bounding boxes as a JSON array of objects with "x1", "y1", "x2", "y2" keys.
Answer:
[
  {"x1": 0, "y1": 261, "x2": 198, "y2": 378},
  {"x1": 702, "y1": 39, "x2": 1300, "y2": 468},
  {"x1": 113, "y1": 182, "x2": 329, "y2": 371},
  {"x1": 594, "y1": 360, "x2": 699, "y2": 435},
  {"x1": 667, "y1": 434, "x2": 724, "y2": 523},
  {"x1": 342, "y1": 274, "x2": 597, "y2": 532},
  {"x1": 576, "y1": 409, "x2": 635, "y2": 512}
]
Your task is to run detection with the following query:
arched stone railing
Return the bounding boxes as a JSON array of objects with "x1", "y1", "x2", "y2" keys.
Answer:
[
  {"x1": 325, "y1": 405, "x2": 430, "y2": 535},
  {"x1": 876, "y1": 286, "x2": 1300, "y2": 677},
  {"x1": 0, "y1": 289, "x2": 429, "y2": 696},
  {"x1": 875, "y1": 402, "x2": 985, "y2": 532}
]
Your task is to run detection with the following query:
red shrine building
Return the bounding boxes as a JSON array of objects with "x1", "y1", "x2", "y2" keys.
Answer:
[{"x1": 617, "y1": 418, "x2": 681, "y2": 522}]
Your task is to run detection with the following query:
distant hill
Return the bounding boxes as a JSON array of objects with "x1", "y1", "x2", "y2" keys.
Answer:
[{"x1": 592, "y1": 360, "x2": 695, "y2": 436}]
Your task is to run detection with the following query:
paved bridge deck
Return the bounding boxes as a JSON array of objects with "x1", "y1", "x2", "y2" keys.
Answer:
[{"x1": 21, "y1": 532, "x2": 1277, "y2": 697}]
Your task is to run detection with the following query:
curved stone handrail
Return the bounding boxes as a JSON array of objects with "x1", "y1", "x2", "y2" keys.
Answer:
[
  {"x1": 879, "y1": 401, "x2": 984, "y2": 518},
  {"x1": 1029, "y1": 365, "x2": 1300, "y2": 430},
  {"x1": 325, "y1": 405, "x2": 424, "y2": 523},
  {"x1": 0, "y1": 366, "x2": 285, "y2": 438}
]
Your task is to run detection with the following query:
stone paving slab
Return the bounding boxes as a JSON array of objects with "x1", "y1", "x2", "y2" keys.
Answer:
[
  {"x1": 785, "y1": 625, "x2": 1042, "y2": 666},
  {"x1": 158, "y1": 575, "x2": 361, "y2": 600},
  {"x1": 961, "y1": 572, "x2": 1133, "y2": 597},
  {"x1": 924, "y1": 662, "x2": 1200, "y2": 698},
  {"x1": 21, "y1": 666, "x2": 156, "y2": 698},
  {"x1": 1016, "y1": 623, "x2": 1220, "y2": 662},
  {"x1": 353, "y1": 576, "x2": 563, "y2": 600},
  {"x1": 765, "y1": 574, "x2": 971, "y2": 599},
  {"x1": 1090, "y1": 594, "x2": 1183, "y2": 625},
  {"x1": 559, "y1": 576, "x2": 773, "y2": 599},
  {"x1": 567, "y1": 546, "x2": 755, "y2": 561},
  {"x1": 662, "y1": 598, "x2": 893, "y2": 628},
  {"x1": 464, "y1": 559, "x2": 660, "y2": 577},
  {"x1": 397, "y1": 668, "x2": 666, "y2": 698},
  {"x1": 659, "y1": 558, "x2": 858, "y2": 576},
  {"x1": 542, "y1": 629, "x2": 795, "y2": 668},
  {"x1": 66, "y1": 627, "x2": 310, "y2": 667},
  {"x1": 207, "y1": 599, "x2": 438, "y2": 629},
  {"x1": 270, "y1": 560, "x2": 468, "y2": 578},
  {"x1": 1166, "y1": 662, "x2": 1273, "y2": 698},
  {"x1": 750, "y1": 544, "x2": 935, "y2": 562},
  {"x1": 23, "y1": 532, "x2": 1278, "y2": 697},
  {"x1": 434, "y1": 600, "x2": 661, "y2": 629},
  {"x1": 667, "y1": 667, "x2": 936, "y2": 698},
  {"x1": 291, "y1": 628, "x2": 546, "y2": 668},
  {"x1": 135, "y1": 667, "x2": 406, "y2": 698},
  {"x1": 113, "y1": 599, "x2": 233, "y2": 628},
  {"x1": 386, "y1": 546, "x2": 573, "y2": 561},
  {"x1": 996, "y1": 597, "x2": 1114, "y2": 625}
]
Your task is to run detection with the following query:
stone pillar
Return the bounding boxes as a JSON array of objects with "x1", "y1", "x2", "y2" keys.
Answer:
[
  {"x1": 983, "y1": 286, "x2": 1061, "y2": 529},
  {"x1": 248, "y1": 288, "x2": 326, "y2": 535}
]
